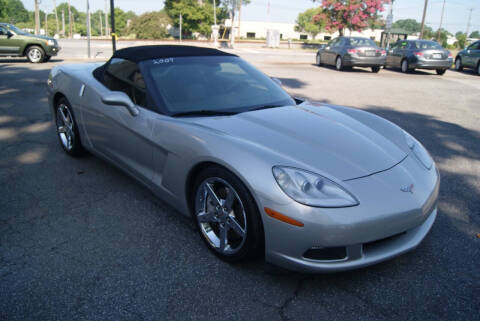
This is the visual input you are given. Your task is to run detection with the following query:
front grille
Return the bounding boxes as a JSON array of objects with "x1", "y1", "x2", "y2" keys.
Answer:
[
  {"x1": 363, "y1": 232, "x2": 406, "y2": 252},
  {"x1": 303, "y1": 246, "x2": 347, "y2": 261}
]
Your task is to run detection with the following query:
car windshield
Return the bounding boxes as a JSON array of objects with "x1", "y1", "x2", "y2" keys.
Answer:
[
  {"x1": 410, "y1": 41, "x2": 443, "y2": 50},
  {"x1": 348, "y1": 38, "x2": 377, "y2": 47},
  {"x1": 141, "y1": 56, "x2": 295, "y2": 115}
]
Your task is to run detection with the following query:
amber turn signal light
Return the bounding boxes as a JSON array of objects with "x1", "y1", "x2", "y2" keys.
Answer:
[{"x1": 264, "y1": 207, "x2": 304, "y2": 227}]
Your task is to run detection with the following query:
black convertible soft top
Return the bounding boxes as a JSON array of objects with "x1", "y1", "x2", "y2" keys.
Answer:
[{"x1": 111, "y1": 45, "x2": 237, "y2": 63}]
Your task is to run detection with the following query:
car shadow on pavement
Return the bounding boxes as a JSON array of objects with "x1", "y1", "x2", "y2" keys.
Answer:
[
  {"x1": 276, "y1": 77, "x2": 308, "y2": 89},
  {"x1": 0, "y1": 58, "x2": 64, "y2": 64},
  {"x1": 311, "y1": 64, "x2": 377, "y2": 73}
]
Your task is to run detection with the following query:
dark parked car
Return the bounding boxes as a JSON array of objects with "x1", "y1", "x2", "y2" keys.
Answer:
[
  {"x1": 385, "y1": 39, "x2": 452, "y2": 75},
  {"x1": 0, "y1": 23, "x2": 60, "y2": 63},
  {"x1": 454, "y1": 40, "x2": 480, "y2": 75},
  {"x1": 316, "y1": 36, "x2": 386, "y2": 73}
]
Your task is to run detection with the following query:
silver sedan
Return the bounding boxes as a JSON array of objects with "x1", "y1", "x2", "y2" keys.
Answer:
[{"x1": 47, "y1": 45, "x2": 439, "y2": 272}]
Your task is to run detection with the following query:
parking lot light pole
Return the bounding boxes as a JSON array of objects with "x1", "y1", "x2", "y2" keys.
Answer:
[
  {"x1": 110, "y1": 0, "x2": 116, "y2": 52},
  {"x1": 86, "y1": 0, "x2": 91, "y2": 58}
]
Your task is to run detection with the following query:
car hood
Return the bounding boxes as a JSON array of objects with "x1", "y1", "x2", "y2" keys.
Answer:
[{"x1": 189, "y1": 103, "x2": 407, "y2": 181}]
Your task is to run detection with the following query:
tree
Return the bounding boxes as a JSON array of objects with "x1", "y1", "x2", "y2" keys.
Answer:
[
  {"x1": 436, "y1": 28, "x2": 451, "y2": 48},
  {"x1": 455, "y1": 33, "x2": 467, "y2": 49},
  {"x1": 313, "y1": 0, "x2": 390, "y2": 36},
  {"x1": 0, "y1": 0, "x2": 8, "y2": 20},
  {"x1": 165, "y1": 0, "x2": 222, "y2": 38},
  {"x1": 3, "y1": 0, "x2": 30, "y2": 23},
  {"x1": 392, "y1": 18, "x2": 422, "y2": 34},
  {"x1": 469, "y1": 30, "x2": 480, "y2": 39},
  {"x1": 127, "y1": 11, "x2": 171, "y2": 39},
  {"x1": 295, "y1": 7, "x2": 325, "y2": 39}
]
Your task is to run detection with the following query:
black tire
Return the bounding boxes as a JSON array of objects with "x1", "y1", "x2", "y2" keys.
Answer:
[
  {"x1": 401, "y1": 59, "x2": 410, "y2": 73},
  {"x1": 436, "y1": 69, "x2": 447, "y2": 75},
  {"x1": 43, "y1": 55, "x2": 52, "y2": 62},
  {"x1": 55, "y1": 97, "x2": 85, "y2": 157},
  {"x1": 335, "y1": 56, "x2": 343, "y2": 71},
  {"x1": 192, "y1": 165, "x2": 264, "y2": 262},
  {"x1": 26, "y1": 45, "x2": 45, "y2": 63},
  {"x1": 371, "y1": 66, "x2": 381, "y2": 73},
  {"x1": 455, "y1": 57, "x2": 463, "y2": 71},
  {"x1": 477, "y1": 63, "x2": 480, "y2": 76}
]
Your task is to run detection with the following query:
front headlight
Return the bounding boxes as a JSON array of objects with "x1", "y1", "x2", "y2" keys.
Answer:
[
  {"x1": 404, "y1": 130, "x2": 433, "y2": 170},
  {"x1": 272, "y1": 166, "x2": 359, "y2": 207},
  {"x1": 46, "y1": 39, "x2": 55, "y2": 46}
]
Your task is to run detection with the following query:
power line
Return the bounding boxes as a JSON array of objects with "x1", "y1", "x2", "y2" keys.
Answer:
[{"x1": 466, "y1": 8, "x2": 473, "y2": 35}]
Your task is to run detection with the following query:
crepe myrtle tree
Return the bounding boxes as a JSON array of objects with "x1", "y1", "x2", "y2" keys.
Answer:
[{"x1": 313, "y1": 0, "x2": 390, "y2": 36}]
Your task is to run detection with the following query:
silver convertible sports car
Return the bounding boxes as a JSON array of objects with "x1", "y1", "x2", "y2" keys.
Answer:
[{"x1": 47, "y1": 46, "x2": 439, "y2": 272}]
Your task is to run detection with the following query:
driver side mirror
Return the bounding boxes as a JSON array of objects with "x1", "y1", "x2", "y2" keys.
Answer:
[
  {"x1": 101, "y1": 91, "x2": 139, "y2": 117},
  {"x1": 6, "y1": 31, "x2": 14, "y2": 38}
]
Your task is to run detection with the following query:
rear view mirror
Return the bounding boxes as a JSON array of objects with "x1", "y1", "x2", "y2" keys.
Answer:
[
  {"x1": 101, "y1": 91, "x2": 139, "y2": 117},
  {"x1": 7, "y1": 31, "x2": 14, "y2": 38}
]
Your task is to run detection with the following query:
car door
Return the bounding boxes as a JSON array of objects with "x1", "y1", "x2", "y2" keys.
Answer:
[
  {"x1": 322, "y1": 38, "x2": 339, "y2": 65},
  {"x1": 464, "y1": 41, "x2": 480, "y2": 67},
  {"x1": 394, "y1": 40, "x2": 409, "y2": 67},
  {"x1": 386, "y1": 41, "x2": 398, "y2": 67},
  {"x1": 0, "y1": 26, "x2": 17, "y2": 55},
  {"x1": 81, "y1": 58, "x2": 156, "y2": 185}
]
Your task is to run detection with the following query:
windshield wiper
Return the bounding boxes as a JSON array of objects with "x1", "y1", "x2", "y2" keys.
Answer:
[
  {"x1": 170, "y1": 110, "x2": 238, "y2": 117},
  {"x1": 246, "y1": 104, "x2": 285, "y2": 112}
]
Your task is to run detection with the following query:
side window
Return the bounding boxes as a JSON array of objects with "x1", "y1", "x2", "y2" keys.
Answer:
[
  {"x1": 400, "y1": 41, "x2": 408, "y2": 49},
  {"x1": 468, "y1": 42, "x2": 480, "y2": 50},
  {"x1": 103, "y1": 58, "x2": 147, "y2": 108},
  {"x1": 0, "y1": 26, "x2": 8, "y2": 36}
]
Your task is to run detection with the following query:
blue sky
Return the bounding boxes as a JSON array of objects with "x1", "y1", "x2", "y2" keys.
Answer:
[{"x1": 24, "y1": 0, "x2": 480, "y2": 34}]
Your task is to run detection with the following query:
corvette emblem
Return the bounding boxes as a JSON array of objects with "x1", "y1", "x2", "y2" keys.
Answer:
[{"x1": 400, "y1": 184, "x2": 414, "y2": 194}]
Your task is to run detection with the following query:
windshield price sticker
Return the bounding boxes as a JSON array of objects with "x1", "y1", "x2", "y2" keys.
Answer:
[{"x1": 153, "y1": 58, "x2": 174, "y2": 64}]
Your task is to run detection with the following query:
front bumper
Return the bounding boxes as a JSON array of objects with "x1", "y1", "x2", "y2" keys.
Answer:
[
  {"x1": 410, "y1": 57, "x2": 452, "y2": 69},
  {"x1": 261, "y1": 155, "x2": 439, "y2": 273},
  {"x1": 45, "y1": 45, "x2": 61, "y2": 56},
  {"x1": 343, "y1": 55, "x2": 386, "y2": 67}
]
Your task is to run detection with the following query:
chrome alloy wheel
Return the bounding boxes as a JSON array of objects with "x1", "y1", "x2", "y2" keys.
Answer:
[
  {"x1": 28, "y1": 48, "x2": 43, "y2": 63},
  {"x1": 316, "y1": 54, "x2": 320, "y2": 66},
  {"x1": 195, "y1": 177, "x2": 247, "y2": 255},
  {"x1": 56, "y1": 104, "x2": 75, "y2": 151}
]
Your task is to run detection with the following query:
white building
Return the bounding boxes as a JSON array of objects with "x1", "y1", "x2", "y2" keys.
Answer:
[{"x1": 225, "y1": 19, "x2": 384, "y2": 41}]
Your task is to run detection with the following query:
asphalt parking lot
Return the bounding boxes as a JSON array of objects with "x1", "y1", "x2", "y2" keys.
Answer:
[{"x1": 1, "y1": 43, "x2": 479, "y2": 320}]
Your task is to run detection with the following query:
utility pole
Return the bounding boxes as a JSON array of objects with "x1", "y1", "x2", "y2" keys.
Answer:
[
  {"x1": 99, "y1": 10, "x2": 103, "y2": 37},
  {"x1": 212, "y1": 0, "x2": 219, "y2": 47},
  {"x1": 86, "y1": 0, "x2": 91, "y2": 58},
  {"x1": 110, "y1": 0, "x2": 116, "y2": 52},
  {"x1": 105, "y1": 0, "x2": 109, "y2": 36},
  {"x1": 34, "y1": 0, "x2": 40, "y2": 35},
  {"x1": 238, "y1": 0, "x2": 242, "y2": 40},
  {"x1": 68, "y1": 0, "x2": 72, "y2": 38},
  {"x1": 466, "y1": 8, "x2": 473, "y2": 37},
  {"x1": 436, "y1": 0, "x2": 446, "y2": 41},
  {"x1": 62, "y1": 10, "x2": 65, "y2": 37},
  {"x1": 45, "y1": 11, "x2": 48, "y2": 36},
  {"x1": 419, "y1": 0, "x2": 428, "y2": 39},
  {"x1": 179, "y1": 14, "x2": 182, "y2": 42},
  {"x1": 385, "y1": 0, "x2": 394, "y2": 48},
  {"x1": 53, "y1": 0, "x2": 59, "y2": 35}
]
